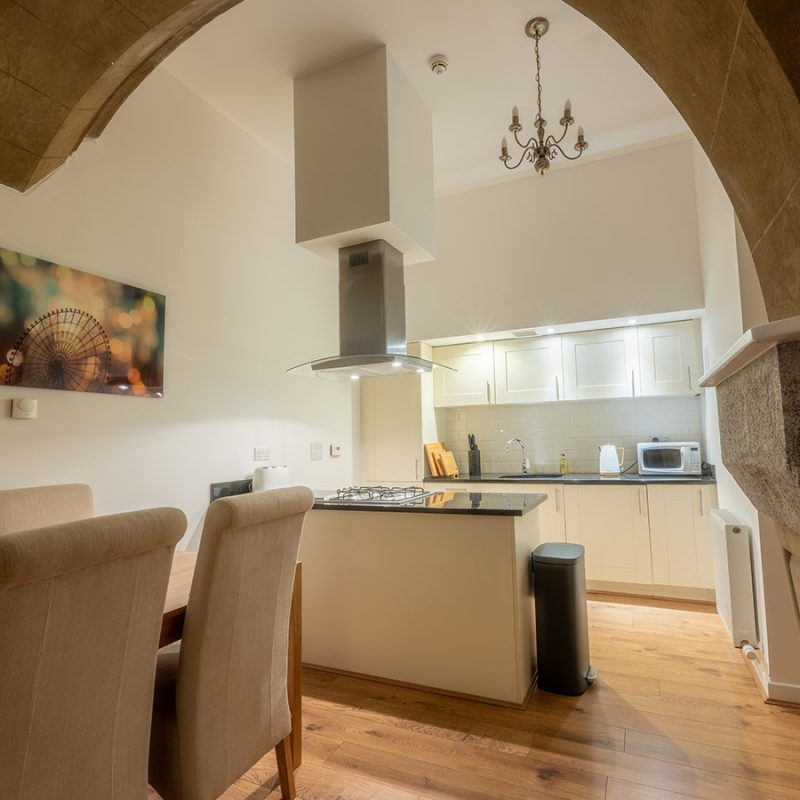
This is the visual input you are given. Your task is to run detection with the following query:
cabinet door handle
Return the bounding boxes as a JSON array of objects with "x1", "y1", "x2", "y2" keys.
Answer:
[
  {"x1": 687, "y1": 366, "x2": 693, "y2": 393},
  {"x1": 638, "y1": 488, "x2": 644, "y2": 515},
  {"x1": 486, "y1": 381, "x2": 491, "y2": 403},
  {"x1": 555, "y1": 488, "x2": 560, "y2": 513},
  {"x1": 555, "y1": 375, "x2": 560, "y2": 401},
  {"x1": 415, "y1": 458, "x2": 420, "y2": 481},
  {"x1": 699, "y1": 489, "x2": 704, "y2": 516},
  {"x1": 631, "y1": 370, "x2": 636, "y2": 398}
]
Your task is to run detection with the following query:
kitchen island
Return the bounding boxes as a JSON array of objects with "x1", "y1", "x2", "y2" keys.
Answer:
[{"x1": 299, "y1": 491, "x2": 545, "y2": 705}]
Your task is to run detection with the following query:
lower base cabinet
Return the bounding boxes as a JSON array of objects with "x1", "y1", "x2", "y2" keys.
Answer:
[
  {"x1": 423, "y1": 480, "x2": 717, "y2": 598},
  {"x1": 647, "y1": 484, "x2": 716, "y2": 589},
  {"x1": 564, "y1": 484, "x2": 653, "y2": 584}
]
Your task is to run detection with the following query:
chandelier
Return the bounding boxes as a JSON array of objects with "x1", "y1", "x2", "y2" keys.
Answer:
[{"x1": 499, "y1": 17, "x2": 588, "y2": 176}]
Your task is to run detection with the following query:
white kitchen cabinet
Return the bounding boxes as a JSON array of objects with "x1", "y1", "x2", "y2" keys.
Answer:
[
  {"x1": 433, "y1": 343, "x2": 495, "y2": 407},
  {"x1": 564, "y1": 484, "x2": 653, "y2": 583},
  {"x1": 561, "y1": 327, "x2": 640, "y2": 400},
  {"x1": 638, "y1": 320, "x2": 702, "y2": 397},
  {"x1": 647, "y1": 484, "x2": 717, "y2": 588},
  {"x1": 361, "y1": 373, "x2": 424, "y2": 483},
  {"x1": 493, "y1": 337, "x2": 563, "y2": 404}
]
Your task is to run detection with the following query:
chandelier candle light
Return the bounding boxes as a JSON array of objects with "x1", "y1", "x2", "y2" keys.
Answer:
[{"x1": 499, "y1": 17, "x2": 588, "y2": 175}]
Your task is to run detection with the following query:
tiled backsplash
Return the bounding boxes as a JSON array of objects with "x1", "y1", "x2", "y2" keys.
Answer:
[{"x1": 438, "y1": 396, "x2": 704, "y2": 476}]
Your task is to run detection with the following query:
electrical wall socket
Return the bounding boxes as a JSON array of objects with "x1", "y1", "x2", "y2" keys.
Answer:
[
  {"x1": 254, "y1": 447, "x2": 271, "y2": 461},
  {"x1": 330, "y1": 444, "x2": 342, "y2": 457},
  {"x1": 310, "y1": 441, "x2": 323, "y2": 461}
]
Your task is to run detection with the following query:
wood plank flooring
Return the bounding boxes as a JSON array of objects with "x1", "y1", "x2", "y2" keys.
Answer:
[{"x1": 148, "y1": 595, "x2": 800, "y2": 800}]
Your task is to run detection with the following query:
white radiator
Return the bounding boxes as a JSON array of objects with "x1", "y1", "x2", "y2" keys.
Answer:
[{"x1": 712, "y1": 508, "x2": 758, "y2": 650}]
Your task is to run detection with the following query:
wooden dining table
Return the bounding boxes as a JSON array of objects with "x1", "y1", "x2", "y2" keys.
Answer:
[{"x1": 160, "y1": 552, "x2": 303, "y2": 767}]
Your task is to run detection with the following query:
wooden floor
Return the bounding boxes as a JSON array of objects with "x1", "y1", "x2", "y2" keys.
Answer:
[{"x1": 149, "y1": 595, "x2": 800, "y2": 800}]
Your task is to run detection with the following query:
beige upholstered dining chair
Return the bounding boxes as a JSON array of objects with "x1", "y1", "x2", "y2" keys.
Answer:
[
  {"x1": 0, "y1": 482, "x2": 94, "y2": 534},
  {"x1": 149, "y1": 486, "x2": 315, "y2": 800},
  {"x1": 0, "y1": 505, "x2": 187, "y2": 800}
]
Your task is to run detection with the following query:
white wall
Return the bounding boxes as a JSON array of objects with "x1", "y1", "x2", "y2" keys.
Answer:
[
  {"x1": 406, "y1": 140, "x2": 704, "y2": 341},
  {"x1": 692, "y1": 142, "x2": 800, "y2": 700},
  {"x1": 0, "y1": 69, "x2": 355, "y2": 546}
]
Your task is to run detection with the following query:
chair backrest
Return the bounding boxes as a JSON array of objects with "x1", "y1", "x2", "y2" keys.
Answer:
[
  {"x1": 0, "y1": 483, "x2": 94, "y2": 534},
  {"x1": 176, "y1": 486, "x2": 314, "y2": 799},
  {"x1": 0, "y1": 506, "x2": 187, "y2": 800}
]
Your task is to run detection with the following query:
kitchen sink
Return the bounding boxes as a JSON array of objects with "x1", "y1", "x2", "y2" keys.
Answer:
[{"x1": 498, "y1": 473, "x2": 562, "y2": 479}]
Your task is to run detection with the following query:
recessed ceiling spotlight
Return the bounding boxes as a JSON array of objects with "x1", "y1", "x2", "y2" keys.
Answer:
[
  {"x1": 545, "y1": 327, "x2": 556, "y2": 334},
  {"x1": 476, "y1": 334, "x2": 486, "y2": 342},
  {"x1": 391, "y1": 359, "x2": 402, "y2": 367},
  {"x1": 429, "y1": 54, "x2": 448, "y2": 76},
  {"x1": 350, "y1": 374, "x2": 360, "y2": 381},
  {"x1": 416, "y1": 368, "x2": 424, "y2": 374},
  {"x1": 627, "y1": 318, "x2": 637, "y2": 325}
]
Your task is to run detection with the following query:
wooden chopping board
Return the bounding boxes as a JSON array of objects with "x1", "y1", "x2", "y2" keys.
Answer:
[
  {"x1": 424, "y1": 442, "x2": 447, "y2": 476},
  {"x1": 436, "y1": 450, "x2": 460, "y2": 478}
]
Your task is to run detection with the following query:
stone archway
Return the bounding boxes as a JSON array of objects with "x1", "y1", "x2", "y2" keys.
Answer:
[{"x1": 2, "y1": 1, "x2": 799, "y2": 630}]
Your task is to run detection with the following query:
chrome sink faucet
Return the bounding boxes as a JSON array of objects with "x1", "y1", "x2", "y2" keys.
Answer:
[{"x1": 505, "y1": 438, "x2": 531, "y2": 474}]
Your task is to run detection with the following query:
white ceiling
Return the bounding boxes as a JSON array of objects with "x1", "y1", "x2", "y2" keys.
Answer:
[{"x1": 162, "y1": 0, "x2": 689, "y2": 193}]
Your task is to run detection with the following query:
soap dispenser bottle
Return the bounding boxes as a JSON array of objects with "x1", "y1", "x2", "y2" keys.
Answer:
[{"x1": 559, "y1": 453, "x2": 570, "y2": 476}]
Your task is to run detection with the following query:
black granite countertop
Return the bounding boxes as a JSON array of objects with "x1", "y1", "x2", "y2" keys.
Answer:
[
  {"x1": 424, "y1": 472, "x2": 716, "y2": 486},
  {"x1": 312, "y1": 491, "x2": 546, "y2": 516}
]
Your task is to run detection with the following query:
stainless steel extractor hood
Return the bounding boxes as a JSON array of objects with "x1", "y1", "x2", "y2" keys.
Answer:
[{"x1": 287, "y1": 240, "x2": 445, "y2": 380}]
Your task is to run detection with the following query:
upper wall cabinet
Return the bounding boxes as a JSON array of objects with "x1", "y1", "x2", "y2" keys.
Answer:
[
  {"x1": 637, "y1": 321, "x2": 702, "y2": 397},
  {"x1": 433, "y1": 343, "x2": 495, "y2": 407},
  {"x1": 493, "y1": 337, "x2": 564, "y2": 405},
  {"x1": 561, "y1": 327, "x2": 640, "y2": 400},
  {"x1": 432, "y1": 320, "x2": 703, "y2": 408}
]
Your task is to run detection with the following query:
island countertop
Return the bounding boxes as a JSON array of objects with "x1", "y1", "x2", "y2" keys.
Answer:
[{"x1": 312, "y1": 491, "x2": 546, "y2": 516}]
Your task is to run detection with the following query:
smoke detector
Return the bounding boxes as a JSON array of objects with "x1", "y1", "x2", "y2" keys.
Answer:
[{"x1": 428, "y1": 54, "x2": 448, "y2": 76}]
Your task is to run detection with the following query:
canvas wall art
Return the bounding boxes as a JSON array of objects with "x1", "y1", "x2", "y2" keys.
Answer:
[{"x1": 0, "y1": 247, "x2": 165, "y2": 397}]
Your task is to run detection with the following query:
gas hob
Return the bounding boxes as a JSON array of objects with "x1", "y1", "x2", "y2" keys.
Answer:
[{"x1": 321, "y1": 486, "x2": 435, "y2": 505}]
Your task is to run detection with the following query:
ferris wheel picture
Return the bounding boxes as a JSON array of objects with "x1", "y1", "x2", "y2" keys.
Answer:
[
  {"x1": 5, "y1": 308, "x2": 111, "y2": 392},
  {"x1": 0, "y1": 246, "x2": 166, "y2": 398}
]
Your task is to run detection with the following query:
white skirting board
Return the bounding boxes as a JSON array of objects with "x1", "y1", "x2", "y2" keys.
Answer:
[
  {"x1": 586, "y1": 580, "x2": 715, "y2": 602},
  {"x1": 766, "y1": 679, "x2": 800, "y2": 704}
]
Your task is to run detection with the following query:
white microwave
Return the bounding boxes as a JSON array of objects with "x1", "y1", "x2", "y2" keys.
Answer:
[{"x1": 637, "y1": 441, "x2": 702, "y2": 475}]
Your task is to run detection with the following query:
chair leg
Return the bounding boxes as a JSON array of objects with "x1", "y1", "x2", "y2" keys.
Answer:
[{"x1": 275, "y1": 736, "x2": 296, "y2": 800}]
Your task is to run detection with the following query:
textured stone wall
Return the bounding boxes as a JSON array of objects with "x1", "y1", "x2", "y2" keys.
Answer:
[
  {"x1": 716, "y1": 343, "x2": 800, "y2": 617},
  {"x1": 0, "y1": 0, "x2": 242, "y2": 191}
]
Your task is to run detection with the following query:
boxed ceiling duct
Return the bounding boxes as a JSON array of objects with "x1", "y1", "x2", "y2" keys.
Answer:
[{"x1": 293, "y1": 45, "x2": 434, "y2": 264}]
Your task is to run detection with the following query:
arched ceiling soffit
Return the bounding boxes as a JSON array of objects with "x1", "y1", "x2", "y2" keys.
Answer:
[{"x1": 0, "y1": 0, "x2": 243, "y2": 192}]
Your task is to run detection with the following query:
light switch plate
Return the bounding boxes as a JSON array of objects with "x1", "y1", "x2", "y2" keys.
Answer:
[
  {"x1": 254, "y1": 447, "x2": 271, "y2": 461},
  {"x1": 310, "y1": 441, "x2": 323, "y2": 461}
]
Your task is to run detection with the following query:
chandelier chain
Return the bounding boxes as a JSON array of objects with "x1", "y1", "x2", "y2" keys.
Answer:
[{"x1": 534, "y1": 33, "x2": 543, "y2": 122}]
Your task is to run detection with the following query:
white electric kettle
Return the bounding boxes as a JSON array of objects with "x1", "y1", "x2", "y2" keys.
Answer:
[{"x1": 598, "y1": 444, "x2": 625, "y2": 476}]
